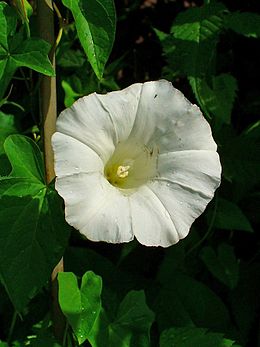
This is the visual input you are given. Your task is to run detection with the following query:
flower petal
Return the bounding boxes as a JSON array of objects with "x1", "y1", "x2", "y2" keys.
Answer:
[
  {"x1": 96, "y1": 83, "x2": 142, "y2": 143},
  {"x1": 55, "y1": 173, "x2": 134, "y2": 243},
  {"x1": 56, "y1": 93, "x2": 117, "y2": 163},
  {"x1": 156, "y1": 150, "x2": 221, "y2": 197},
  {"x1": 151, "y1": 182, "x2": 207, "y2": 237},
  {"x1": 129, "y1": 80, "x2": 217, "y2": 153},
  {"x1": 52, "y1": 132, "x2": 104, "y2": 177},
  {"x1": 129, "y1": 186, "x2": 180, "y2": 247},
  {"x1": 144, "y1": 150, "x2": 221, "y2": 244}
]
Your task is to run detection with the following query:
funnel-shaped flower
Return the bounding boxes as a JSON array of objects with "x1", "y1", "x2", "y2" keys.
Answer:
[{"x1": 52, "y1": 80, "x2": 221, "y2": 247}]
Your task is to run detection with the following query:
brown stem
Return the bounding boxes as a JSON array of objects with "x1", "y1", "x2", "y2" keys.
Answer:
[
  {"x1": 37, "y1": 0, "x2": 56, "y2": 183},
  {"x1": 36, "y1": 0, "x2": 65, "y2": 342}
]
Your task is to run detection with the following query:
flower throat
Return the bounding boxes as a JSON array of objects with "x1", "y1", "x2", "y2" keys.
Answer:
[{"x1": 104, "y1": 141, "x2": 158, "y2": 189}]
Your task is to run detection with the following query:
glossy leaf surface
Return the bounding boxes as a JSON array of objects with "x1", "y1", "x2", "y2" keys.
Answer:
[{"x1": 0, "y1": 135, "x2": 69, "y2": 311}]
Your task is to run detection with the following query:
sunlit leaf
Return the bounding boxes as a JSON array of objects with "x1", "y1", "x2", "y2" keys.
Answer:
[
  {"x1": 61, "y1": 80, "x2": 81, "y2": 108},
  {"x1": 58, "y1": 271, "x2": 102, "y2": 345},
  {"x1": 62, "y1": 0, "x2": 116, "y2": 79},
  {"x1": 11, "y1": 37, "x2": 54, "y2": 76},
  {"x1": 156, "y1": 2, "x2": 226, "y2": 78},
  {"x1": 4, "y1": 133, "x2": 44, "y2": 181}
]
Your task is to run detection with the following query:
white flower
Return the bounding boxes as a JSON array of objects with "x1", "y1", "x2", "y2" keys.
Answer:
[{"x1": 52, "y1": 80, "x2": 221, "y2": 247}]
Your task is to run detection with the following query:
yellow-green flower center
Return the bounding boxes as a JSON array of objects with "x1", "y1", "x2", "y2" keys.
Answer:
[{"x1": 104, "y1": 141, "x2": 158, "y2": 189}]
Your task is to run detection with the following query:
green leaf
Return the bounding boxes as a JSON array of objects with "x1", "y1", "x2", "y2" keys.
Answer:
[
  {"x1": 61, "y1": 80, "x2": 81, "y2": 108},
  {"x1": 172, "y1": 2, "x2": 226, "y2": 41},
  {"x1": 4, "y1": 134, "x2": 44, "y2": 181},
  {"x1": 11, "y1": 0, "x2": 33, "y2": 24},
  {"x1": 0, "y1": 342, "x2": 8, "y2": 347},
  {"x1": 11, "y1": 37, "x2": 55, "y2": 76},
  {"x1": 64, "y1": 246, "x2": 133, "y2": 320},
  {"x1": 220, "y1": 124, "x2": 260, "y2": 195},
  {"x1": 0, "y1": 112, "x2": 19, "y2": 155},
  {"x1": 225, "y1": 12, "x2": 260, "y2": 38},
  {"x1": 200, "y1": 244, "x2": 239, "y2": 289},
  {"x1": 0, "y1": 135, "x2": 70, "y2": 311},
  {"x1": 156, "y1": 3, "x2": 230, "y2": 117},
  {"x1": 57, "y1": 49, "x2": 85, "y2": 68},
  {"x1": 154, "y1": 272, "x2": 231, "y2": 333},
  {"x1": 0, "y1": 2, "x2": 54, "y2": 98},
  {"x1": 89, "y1": 290, "x2": 155, "y2": 347},
  {"x1": 62, "y1": 0, "x2": 116, "y2": 79},
  {"x1": 211, "y1": 198, "x2": 253, "y2": 232},
  {"x1": 0, "y1": 2, "x2": 17, "y2": 50},
  {"x1": 189, "y1": 74, "x2": 238, "y2": 124},
  {"x1": 157, "y1": 3, "x2": 226, "y2": 78},
  {"x1": 157, "y1": 243, "x2": 185, "y2": 284},
  {"x1": 230, "y1": 263, "x2": 260, "y2": 344},
  {"x1": 58, "y1": 271, "x2": 102, "y2": 345},
  {"x1": 64, "y1": 246, "x2": 129, "y2": 291},
  {"x1": 87, "y1": 308, "x2": 110, "y2": 347},
  {"x1": 114, "y1": 290, "x2": 155, "y2": 334},
  {"x1": 160, "y1": 327, "x2": 240, "y2": 347},
  {"x1": 0, "y1": 154, "x2": 11, "y2": 176}
]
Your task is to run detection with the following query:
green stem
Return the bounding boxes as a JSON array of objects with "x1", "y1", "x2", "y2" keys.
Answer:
[
  {"x1": 25, "y1": 20, "x2": 30, "y2": 39},
  {"x1": 62, "y1": 321, "x2": 69, "y2": 346},
  {"x1": 7, "y1": 311, "x2": 18, "y2": 345}
]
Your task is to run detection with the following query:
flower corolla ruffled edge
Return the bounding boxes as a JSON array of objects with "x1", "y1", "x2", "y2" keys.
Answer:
[{"x1": 52, "y1": 79, "x2": 221, "y2": 247}]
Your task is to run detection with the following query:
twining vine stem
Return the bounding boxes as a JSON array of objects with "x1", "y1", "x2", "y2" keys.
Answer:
[
  {"x1": 37, "y1": 0, "x2": 56, "y2": 183},
  {"x1": 36, "y1": 0, "x2": 65, "y2": 342}
]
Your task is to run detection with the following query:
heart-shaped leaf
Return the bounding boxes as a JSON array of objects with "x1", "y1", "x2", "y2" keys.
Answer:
[{"x1": 58, "y1": 271, "x2": 102, "y2": 345}]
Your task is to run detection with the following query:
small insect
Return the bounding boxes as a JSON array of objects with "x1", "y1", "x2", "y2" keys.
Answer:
[{"x1": 154, "y1": 94, "x2": 157, "y2": 98}]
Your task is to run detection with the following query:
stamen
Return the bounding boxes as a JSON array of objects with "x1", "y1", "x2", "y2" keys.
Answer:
[{"x1": 117, "y1": 165, "x2": 130, "y2": 178}]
